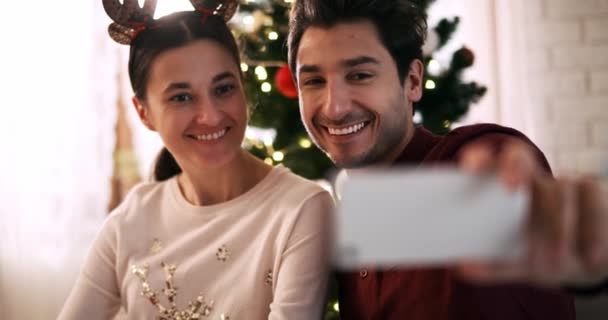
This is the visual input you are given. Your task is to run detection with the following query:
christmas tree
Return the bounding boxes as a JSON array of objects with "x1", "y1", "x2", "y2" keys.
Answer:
[
  {"x1": 231, "y1": 1, "x2": 487, "y2": 318},
  {"x1": 233, "y1": 1, "x2": 334, "y2": 180}
]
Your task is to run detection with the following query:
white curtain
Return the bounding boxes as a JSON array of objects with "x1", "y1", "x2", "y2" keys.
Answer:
[{"x1": 0, "y1": 1, "x2": 121, "y2": 318}]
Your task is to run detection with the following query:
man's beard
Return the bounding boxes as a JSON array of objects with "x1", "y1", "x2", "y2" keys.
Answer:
[
  {"x1": 330, "y1": 115, "x2": 407, "y2": 168},
  {"x1": 304, "y1": 91, "x2": 410, "y2": 168}
]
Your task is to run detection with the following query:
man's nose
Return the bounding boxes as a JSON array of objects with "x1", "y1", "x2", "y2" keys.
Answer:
[{"x1": 321, "y1": 79, "x2": 352, "y2": 121}]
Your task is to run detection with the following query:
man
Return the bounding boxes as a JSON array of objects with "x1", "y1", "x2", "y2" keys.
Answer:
[{"x1": 286, "y1": 0, "x2": 608, "y2": 319}]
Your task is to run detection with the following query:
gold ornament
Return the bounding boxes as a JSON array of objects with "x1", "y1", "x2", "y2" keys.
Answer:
[
  {"x1": 264, "y1": 270, "x2": 273, "y2": 286},
  {"x1": 132, "y1": 262, "x2": 215, "y2": 319},
  {"x1": 216, "y1": 245, "x2": 230, "y2": 262},
  {"x1": 150, "y1": 238, "x2": 163, "y2": 254}
]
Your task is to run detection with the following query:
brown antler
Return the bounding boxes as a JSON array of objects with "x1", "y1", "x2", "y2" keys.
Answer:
[
  {"x1": 103, "y1": 0, "x2": 158, "y2": 27},
  {"x1": 103, "y1": 0, "x2": 158, "y2": 45},
  {"x1": 189, "y1": 0, "x2": 238, "y2": 22},
  {"x1": 103, "y1": 0, "x2": 237, "y2": 45}
]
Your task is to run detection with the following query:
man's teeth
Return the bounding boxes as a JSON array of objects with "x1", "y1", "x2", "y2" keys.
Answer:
[
  {"x1": 328, "y1": 122, "x2": 366, "y2": 136},
  {"x1": 193, "y1": 129, "x2": 227, "y2": 141}
]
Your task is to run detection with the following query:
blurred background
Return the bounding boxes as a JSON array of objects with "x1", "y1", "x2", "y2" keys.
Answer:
[{"x1": 0, "y1": 0, "x2": 606, "y2": 319}]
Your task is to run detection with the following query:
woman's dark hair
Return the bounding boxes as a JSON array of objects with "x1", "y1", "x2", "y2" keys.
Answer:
[
  {"x1": 287, "y1": 0, "x2": 427, "y2": 86},
  {"x1": 128, "y1": 11, "x2": 242, "y2": 181}
]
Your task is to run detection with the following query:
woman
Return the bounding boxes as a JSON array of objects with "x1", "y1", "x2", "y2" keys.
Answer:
[{"x1": 58, "y1": 1, "x2": 332, "y2": 319}]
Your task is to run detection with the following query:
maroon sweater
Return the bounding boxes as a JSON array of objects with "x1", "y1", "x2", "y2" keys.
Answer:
[{"x1": 336, "y1": 124, "x2": 575, "y2": 320}]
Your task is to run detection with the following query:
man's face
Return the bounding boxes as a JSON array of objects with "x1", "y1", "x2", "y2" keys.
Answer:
[{"x1": 295, "y1": 20, "x2": 422, "y2": 168}]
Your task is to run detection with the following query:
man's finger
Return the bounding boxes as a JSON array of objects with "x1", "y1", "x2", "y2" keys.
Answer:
[
  {"x1": 456, "y1": 260, "x2": 529, "y2": 284},
  {"x1": 497, "y1": 141, "x2": 539, "y2": 191},
  {"x1": 577, "y1": 176, "x2": 608, "y2": 274},
  {"x1": 529, "y1": 177, "x2": 577, "y2": 262},
  {"x1": 459, "y1": 143, "x2": 495, "y2": 174}
]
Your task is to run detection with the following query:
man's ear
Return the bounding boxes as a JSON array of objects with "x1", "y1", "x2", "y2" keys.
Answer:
[
  {"x1": 403, "y1": 59, "x2": 424, "y2": 103},
  {"x1": 132, "y1": 96, "x2": 156, "y2": 131}
]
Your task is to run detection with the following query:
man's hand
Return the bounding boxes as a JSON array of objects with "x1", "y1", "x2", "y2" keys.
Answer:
[{"x1": 457, "y1": 140, "x2": 608, "y2": 288}]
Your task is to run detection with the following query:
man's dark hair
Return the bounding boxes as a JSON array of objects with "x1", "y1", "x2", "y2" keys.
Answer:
[{"x1": 287, "y1": 0, "x2": 427, "y2": 85}]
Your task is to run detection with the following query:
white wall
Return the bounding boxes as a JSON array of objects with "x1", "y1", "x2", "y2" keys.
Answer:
[
  {"x1": 509, "y1": 1, "x2": 608, "y2": 313},
  {"x1": 434, "y1": 0, "x2": 608, "y2": 176},
  {"x1": 515, "y1": 0, "x2": 608, "y2": 175}
]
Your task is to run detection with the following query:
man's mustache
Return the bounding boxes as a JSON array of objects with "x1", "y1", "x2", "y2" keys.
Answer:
[{"x1": 313, "y1": 111, "x2": 374, "y2": 127}]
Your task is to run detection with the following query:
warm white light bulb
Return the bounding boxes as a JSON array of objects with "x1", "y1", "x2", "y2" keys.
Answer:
[
  {"x1": 261, "y1": 82, "x2": 272, "y2": 92},
  {"x1": 272, "y1": 151, "x2": 284, "y2": 162},
  {"x1": 268, "y1": 31, "x2": 279, "y2": 40}
]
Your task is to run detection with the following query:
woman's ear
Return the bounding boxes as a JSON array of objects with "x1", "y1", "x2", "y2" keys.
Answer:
[{"x1": 132, "y1": 96, "x2": 156, "y2": 131}]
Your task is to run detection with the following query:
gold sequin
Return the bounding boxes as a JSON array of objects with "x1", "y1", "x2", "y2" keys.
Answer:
[
  {"x1": 132, "y1": 262, "x2": 215, "y2": 319},
  {"x1": 216, "y1": 245, "x2": 230, "y2": 262},
  {"x1": 265, "y1": 269, "x2": 273, "y2": 286},
  {"x1": 202, "y1": 300, "x2": 214, "y2": 316},
  {"x1": 150, "y1": 238, "x2": 163, "y2": 254},
  {"x1": 132, "y1": 264, "x2": 149, "y2": 280}
]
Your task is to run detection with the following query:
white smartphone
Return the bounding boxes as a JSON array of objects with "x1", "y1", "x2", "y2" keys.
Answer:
[{"x1": 333, "y1": 168, "x2": 529, "y2": 270}]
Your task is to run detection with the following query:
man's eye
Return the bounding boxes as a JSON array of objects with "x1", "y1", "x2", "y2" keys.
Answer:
[
  {"x1": 169, "y1": 93, "x2": 193, "y2": 102},
  {"x1": 302, "y1": 77, "x2": 325, "y2": 87},
  {"x1": 215, "y1": 84, "x2": 236, "y2": 96},
  {"x1": 347, "y1": 73, "x2": 373, "y2": 81}
]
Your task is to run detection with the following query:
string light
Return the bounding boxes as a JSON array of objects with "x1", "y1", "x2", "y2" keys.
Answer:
[
  {"x1": 413, "y1": 111, "x2": 423, "y2": 124},
  {"x1": 427, "y1": 59, "x2": 441, "y2": 76},
  {"x1": 272, "y1": 151, "x2": 284, "y2": 162},
  {"x1": 299, "y1": 138, "x2": 312, "y2": 149},
  {"x1": 268, "y1": 31, "x2": 279, "y2": 40},
  {"x1": 264, "y1": 158, "x2": 274, "y2": 165},
  {"x1": 243, "y1": 15, "x2": 255, "y2": 27},
  {"x1": 255, "y1": 66, "x2": 268, "y2": 81},
  {"x1": 263, "y1": 135, "x2": 274, "y2": 147},
  {"x1": 333, "y1": 302, "x2": 340, "y2": 312},
  {"x1": 425, "y1": 79, "x2": 436, "y2": 90},
  {"x1": 240, "y1": 63, "x2": 249, "y2": 72},
  {"x1": 261, "y1": 82, "x2": 272, "y2": 93}
]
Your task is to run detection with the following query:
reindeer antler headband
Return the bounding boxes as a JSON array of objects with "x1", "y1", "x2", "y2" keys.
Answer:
[{"x1": 103, "y1": 0, "x2": 239, "y2": 45}]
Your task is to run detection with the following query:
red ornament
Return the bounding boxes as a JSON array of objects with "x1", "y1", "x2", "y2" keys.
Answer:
[
  {"x1": 275, "y1": 64, "x2": 298, "y2": 98},
  {"x1": 453, "y1": 46, "x2": 475, "y2": 68}
]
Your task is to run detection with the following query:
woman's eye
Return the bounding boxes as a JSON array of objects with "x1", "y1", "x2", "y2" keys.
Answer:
[
  {"x1": 215, "y1": 84, "x2": 236, "y2": 96},
  {"x1": 169, "y1": 93, "x2": 193, "y2": 102}
]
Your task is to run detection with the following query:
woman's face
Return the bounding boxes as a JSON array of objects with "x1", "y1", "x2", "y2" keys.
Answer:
[{"x1": 135, "y1": 39, "x2": 248, "y2": 170}]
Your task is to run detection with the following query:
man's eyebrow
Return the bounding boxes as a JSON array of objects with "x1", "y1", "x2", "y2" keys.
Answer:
[
  {"x1": 298, "y1": 64, "x2": 321, "y2": 75},
  {"x1": 341, "y1": 56, "x2": 380, "y2": 68},
  {"x1": 298, "y1": 56, "x2": 380, "y2": 75}
]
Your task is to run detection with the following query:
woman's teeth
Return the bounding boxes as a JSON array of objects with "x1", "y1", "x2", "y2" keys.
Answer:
[{"x1": 192, "y1": 129, "x2": 227, "y2": 141}]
